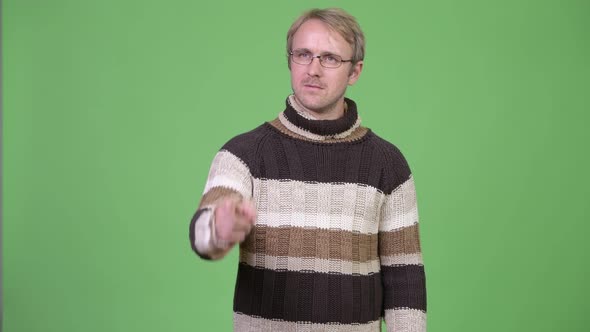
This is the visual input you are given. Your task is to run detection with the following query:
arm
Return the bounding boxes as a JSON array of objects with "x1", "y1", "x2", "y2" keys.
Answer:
[
  {"x1": 189, "y1": 150, "x2": 255, "y2": 260},
  {"x1": 379, "y1": 175, "x2": 427, "y2": 331}
]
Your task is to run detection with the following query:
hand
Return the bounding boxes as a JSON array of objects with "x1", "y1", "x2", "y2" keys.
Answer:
[{"x1": 213, "y1": 197, "x2": 256, "y2": 249}]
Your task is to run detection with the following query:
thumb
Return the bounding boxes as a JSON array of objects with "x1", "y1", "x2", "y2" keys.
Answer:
[{"x1": 238, "y1": 199, "x2": 257, "y2": 222}]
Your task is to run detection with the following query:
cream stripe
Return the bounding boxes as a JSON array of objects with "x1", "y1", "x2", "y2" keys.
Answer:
[
  {"x1": 234, "y1": 313, "x2": 381, "y2": 332},
  {"x1": 256, "y1": 212, "x2": 378, "y2": 234},
  {"x1": 239, "y1": 251, "x2": 381, "y2": 275},
  {"x1": 278, "y1": 112, "x2": 362, "y2": 141},
  {"x1": 268, "y1": 118, "x2": 369, "y2": 143},
  {"x1": 253, "y1": 178, "x2": 383, "y2": 234},
  {"x1": 380, "y1": 253, "x2": 424, "y2": 267},
  {"x1": 204, "y1": 150, "x2": 252, "y2": 198},
  {"x1": 384, "y1": 308, "x2": 426, "y2": 332},
  {"x1": 379, "y1": 176, "x2": 420, "y2": 232}
]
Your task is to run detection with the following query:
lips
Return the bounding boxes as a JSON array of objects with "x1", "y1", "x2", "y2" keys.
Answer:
[
  {"x1": 303, "y1": 82, "x2": 324, "y2": 89},
  {"x1": 303, "y1": 79, "x2": 324, "y2": 89}
]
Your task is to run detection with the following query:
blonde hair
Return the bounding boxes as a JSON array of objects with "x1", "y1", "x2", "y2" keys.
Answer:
[{"x1": 286, "y1": 8, "x2": 365, "y2": 69}]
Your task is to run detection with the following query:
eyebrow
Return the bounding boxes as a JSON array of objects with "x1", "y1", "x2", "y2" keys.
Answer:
[{"x1": 293, "y1": 48, "x2": 339, "y2": 56}]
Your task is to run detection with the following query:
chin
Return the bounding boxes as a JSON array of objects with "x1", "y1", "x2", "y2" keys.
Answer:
[{"x1": 295, "y1": 94, "x2": 324, "y2": 110}]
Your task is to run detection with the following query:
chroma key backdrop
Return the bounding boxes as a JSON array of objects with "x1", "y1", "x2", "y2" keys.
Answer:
[{"x1": 3, "y1": 0, "x2": 589, "y2": 331}]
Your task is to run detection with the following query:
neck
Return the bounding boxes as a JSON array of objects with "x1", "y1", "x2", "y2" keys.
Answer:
[{"x1": 279, "y1": 95, "x2": 362, "y2": 141}]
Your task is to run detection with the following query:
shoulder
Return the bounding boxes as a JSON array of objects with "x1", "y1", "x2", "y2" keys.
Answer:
[
  {"x1": 222, "y1": 124, "x2": 270, "y2": 152},
  {"x1": 365, "y1": 130, "x2": 413, "y2": 194},
  {"x1": 218, "y1": 123, "x2": 273, "y2": 169}
]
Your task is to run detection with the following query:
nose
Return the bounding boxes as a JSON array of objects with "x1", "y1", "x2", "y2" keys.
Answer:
[{"x1": 307, "y1": 56, "x2": 323, "y2": 77}]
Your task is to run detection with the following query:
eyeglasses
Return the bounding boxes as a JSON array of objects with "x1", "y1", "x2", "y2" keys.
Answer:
[{"x1": 289, "y1": 49, "x2": 352, "y2": 68}]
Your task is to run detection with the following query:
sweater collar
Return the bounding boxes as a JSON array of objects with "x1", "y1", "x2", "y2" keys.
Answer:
[{"x1": 279, "y1": 95, "x2": 362, "y2": 141}]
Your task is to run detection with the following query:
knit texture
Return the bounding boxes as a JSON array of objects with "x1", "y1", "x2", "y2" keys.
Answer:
[{"x1": 190, "y1": 97, "x2": 427, "y2": 331}]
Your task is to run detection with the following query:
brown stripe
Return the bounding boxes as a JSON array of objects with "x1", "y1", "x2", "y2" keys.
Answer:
[
  {"x1": 268, "y1": 118, "x2": 369, "y2": 143},
  {"x1": 199, "y1": 187, "x2": 241, "y2": 208},
  {"x1": 240, "y1": 225, "x2": 378, "y2": 262},
  {"x1": 378, "y1": 224, "x2": 422, "y2": 256}
]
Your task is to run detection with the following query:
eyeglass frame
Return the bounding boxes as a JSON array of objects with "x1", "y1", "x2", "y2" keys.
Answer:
[{"x1": 288, "y1": 49, "x2": 353, "y2": 68}]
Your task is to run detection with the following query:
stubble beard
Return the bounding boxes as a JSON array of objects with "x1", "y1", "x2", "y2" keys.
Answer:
[{"x1": 293, "y1": 88, "x2": 347, "y2": 119}]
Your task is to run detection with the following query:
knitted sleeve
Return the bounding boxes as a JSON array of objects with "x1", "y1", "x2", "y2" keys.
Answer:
[
  {"x1": 379, "y1": 174, "x2": 427, "y2": 331},
  {"x1": 189, "y1": 149, "x2": 253, "y2": 260}
]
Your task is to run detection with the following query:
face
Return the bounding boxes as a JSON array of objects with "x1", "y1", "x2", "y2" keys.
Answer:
[{"x1": 290, "y1": 19, "x2": 363, "y2": 119}]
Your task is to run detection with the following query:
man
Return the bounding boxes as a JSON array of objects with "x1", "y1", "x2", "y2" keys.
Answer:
[{"x1": 189, "y1": 8, "x2": 427, "y2": 331}]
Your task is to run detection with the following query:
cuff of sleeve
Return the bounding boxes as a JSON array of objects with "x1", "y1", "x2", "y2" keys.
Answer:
[
  {"x1": 194, "y1": 207, "x2": 215, "y2": 255},
  {"x1": 384, "y1": 308, "x2": 426, "y2": 332},
  {"x1": 190, "y1": 205, "x2": 233, "y2": 259},
  {"x1": 190, "y1": 206, "x2": 217, "y2": 259}
]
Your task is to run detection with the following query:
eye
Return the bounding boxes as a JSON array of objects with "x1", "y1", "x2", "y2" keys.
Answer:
[
  {"x1": 294, "y1": 50, "x2": 312, "y2": 59},
  {"x1": 322, "y1": 54, "x2": 339, "y2": 64}
]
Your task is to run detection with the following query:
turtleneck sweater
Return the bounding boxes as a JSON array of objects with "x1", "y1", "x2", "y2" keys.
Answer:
[{"x1": 189, "y1": 96, "x2": 427, "y2": 331}]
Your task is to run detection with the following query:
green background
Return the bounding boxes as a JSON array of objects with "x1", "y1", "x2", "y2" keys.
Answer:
[{"x1": 3, "y1": 0, "x2": 589, "y2": 331}]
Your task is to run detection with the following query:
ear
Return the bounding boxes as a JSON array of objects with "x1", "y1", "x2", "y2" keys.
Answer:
[{"x1": 348, "y1": 60, "x2": 364, "y2": 86}]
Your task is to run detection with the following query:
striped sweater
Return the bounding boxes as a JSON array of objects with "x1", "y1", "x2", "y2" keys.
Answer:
[{"x1": 190, "y1": 96, "x2": 427, "y2": 331}]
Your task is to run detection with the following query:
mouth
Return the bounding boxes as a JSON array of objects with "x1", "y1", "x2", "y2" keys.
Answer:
[{"x1": 304, "y1": 84, "x2": 324, "y2": 90}]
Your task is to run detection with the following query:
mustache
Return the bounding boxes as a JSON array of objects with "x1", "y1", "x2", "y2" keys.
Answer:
[{"x1": 302, "y1": 79, "x2": 325, "y2": 88}]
